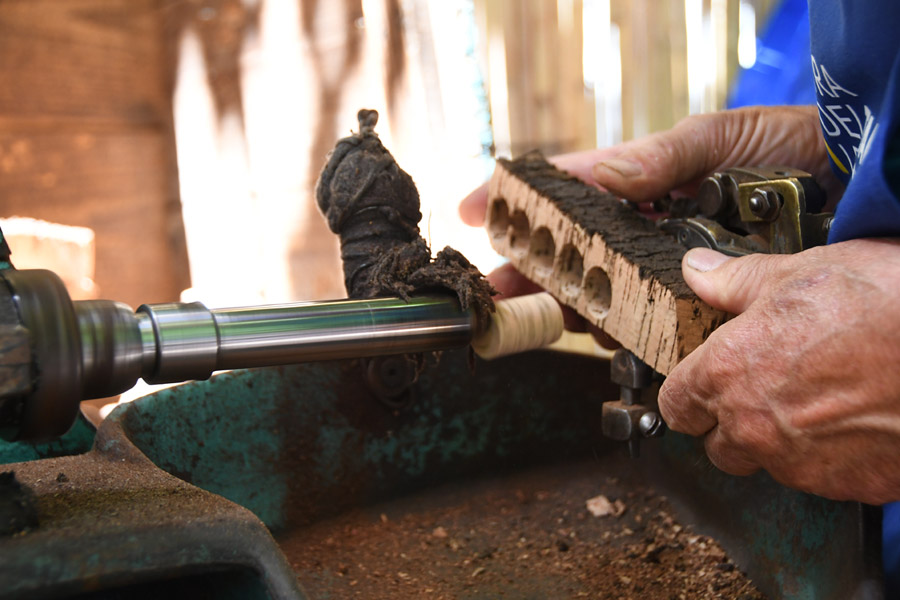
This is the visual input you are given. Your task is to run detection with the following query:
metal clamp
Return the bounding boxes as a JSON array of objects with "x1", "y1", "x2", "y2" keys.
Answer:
[
  {"x1": 658, "y1": 166, "x2": 833, "y2": 256},
  {"x1": 602, "y1": 349, "x2": 665, "y2": 458}
]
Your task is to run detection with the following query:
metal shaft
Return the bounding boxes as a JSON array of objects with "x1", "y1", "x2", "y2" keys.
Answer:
[
  {"x1": 0, "y1": 268, "x2": 475, "y2": 441},
  {"x1": 135, "y1": 296, "x2": 475, "y2": 384}
]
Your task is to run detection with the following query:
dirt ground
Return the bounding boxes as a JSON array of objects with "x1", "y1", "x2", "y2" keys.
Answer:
[{"x1": 280, "y1": 460, "x2": 766, "y2": 599}]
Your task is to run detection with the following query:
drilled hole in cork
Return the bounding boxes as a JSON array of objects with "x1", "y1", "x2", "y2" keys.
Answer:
[
  {"x1": 488, "y1": 198, "x2": 510, "y2": 240},
  {"x1": 529, "y1": 227, "x2": 555, "y2": 274},
  {"x1": 584, "y1": 267, "x2": 612, "y2": 320},
  {"x1": 556, "y1": 244, "x2": 584, "y2": 298},
  {"x1": 509, "y1": 211, "x2": 531, "y2": 255}
]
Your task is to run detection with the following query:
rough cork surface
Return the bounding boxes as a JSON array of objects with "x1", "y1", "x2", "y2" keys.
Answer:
[
  {"x1": 500, "y1": 152, "x2": 691, "y2": 299},
  {"x1": 487, "y1": 151, "x2": 728, "y2": 374},
  {"x1": 282, "y1": 460, "x2": 766, "y2": 599},
  {"x1": 316, "y1": 109, "x2": 494, "y2": 331}
]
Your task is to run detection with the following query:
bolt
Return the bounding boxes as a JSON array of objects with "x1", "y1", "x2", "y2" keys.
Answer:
[
  {"x1": 697, "y1": 175, "x2": 726, "y2": 217},
  {"x1": 748, "y1": 187, "x2": 782, "y2": 221},
  {"x1": 639, "y1": 412, "x2": 665, "y2": 438},
  {"x1": 365, "y1": 355, "x2": 417, "y2": 408}
]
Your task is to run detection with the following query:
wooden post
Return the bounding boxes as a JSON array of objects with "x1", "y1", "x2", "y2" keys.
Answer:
[{"x1": 0, "y1": 0, "x2": 190, "y2": 307}]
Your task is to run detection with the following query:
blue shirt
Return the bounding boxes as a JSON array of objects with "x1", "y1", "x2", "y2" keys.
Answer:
[
  {"x1": 808, "y1": 2, "x2": 900, "y2": 242},
  {"x1": 809, "y1": 3, "x2": 900, "y2": 594}
]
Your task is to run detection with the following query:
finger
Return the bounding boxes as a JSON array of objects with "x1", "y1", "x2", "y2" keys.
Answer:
[
  {"x1": 487, "y1": 263, "x2": 591, "y2": 332},
  {"x1": 460, "y1": 182, "x2": 489, "y2": 227},
  {"x1": 486, "y1": 263, "x2": 543, "y2": 298},
  {"x1": 658, "y1": 349, "x2": 718, "y2": 436},
  {"x1": 590, "y1": 111, "x2": 747, "y2": 202},
  {"x1": 548, "y1": 147, "x2": 622, "y2": 184},
  {"x1": 682, "y1": 248, "x2": 791, "y2": 314},
  {"x1": 590, "y1": 106, "x2": 828, "y2": 203},
  {"x1": 586, "y1": 323, "x2": 620, "y2": 350},
  {"x1": 703, "y1": 427, "x2": 761, "y2": 476}
]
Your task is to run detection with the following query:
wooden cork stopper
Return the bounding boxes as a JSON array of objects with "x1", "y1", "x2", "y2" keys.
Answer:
[{"x1": 472, "y1": 292, "x2": 564, "y2": 360}]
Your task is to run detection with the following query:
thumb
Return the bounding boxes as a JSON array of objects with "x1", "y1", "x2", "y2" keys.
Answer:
[
  {"x1": 590, "y1": 112, "x2": 736, "y2": 202},
  {"x1": 682, "y1": 248, "x2": 790, "y2": 314}
]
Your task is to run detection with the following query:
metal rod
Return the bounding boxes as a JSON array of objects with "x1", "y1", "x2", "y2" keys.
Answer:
[
  {"x1": 0, "y1": 266, "x2": 481, "y2": 441},
  {"x1": 213, "y1": 296, "x2": 474, "y2": 368},
  {"x1": 137, "y1": 296, "x2": 475, "y2": 383}
]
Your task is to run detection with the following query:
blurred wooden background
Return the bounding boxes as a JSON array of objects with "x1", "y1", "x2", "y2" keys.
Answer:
[
  {"x1": 477, "y1": 0, "x2": 778, "y2": 156},
  {"x1": 0, "y1": 0, "x2": 189, "y2": 308},
  {"x1": 0, "y1": 0, "x2": 777, "y2": 308}
]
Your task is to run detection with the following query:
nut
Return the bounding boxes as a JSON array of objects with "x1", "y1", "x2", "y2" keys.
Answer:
[{"x1": 747, "y1": 187, "x2": 782, "y2": 221}]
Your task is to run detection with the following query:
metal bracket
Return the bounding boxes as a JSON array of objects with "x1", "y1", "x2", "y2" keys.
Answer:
[
  {"x1": 602, "y1": 349, "x2": 665, "y2": 458},
  {"x1": 658, "y1": 166, "x2": 833, "y2": 256}
]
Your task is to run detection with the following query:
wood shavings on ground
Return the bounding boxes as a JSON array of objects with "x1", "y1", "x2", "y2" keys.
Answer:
[
  {"x1": 280, "y1": 460, "x2": 767, "y2": 599},
  {"x1": 585, "y1": 494, "x2": 626, "y2": 518}
]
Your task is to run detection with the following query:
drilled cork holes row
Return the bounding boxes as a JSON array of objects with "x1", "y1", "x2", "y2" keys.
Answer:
[{"x1": 489, "y1": 197, "x2": 613, "y2": 321}]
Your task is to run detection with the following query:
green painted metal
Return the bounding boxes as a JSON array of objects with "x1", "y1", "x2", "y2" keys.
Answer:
[
  {"x1": 647, "y1": 432, "x2": 882, "y2": 600},
  {"x1": 0, "y1": 349, "x2": 882, "y2": 598},
  {"x1": 0, "y1": 225, "x2": 12, "y2": 271},
  {"x1": 111, "y1": 369, "x2": 294, "y2": 529},
  {"x1": 113, "y1": 350, "x2": 879, "y2": 599},
  {"x1": 0, "y1": 412, "x2": 95, "y2": 465},
  {"x1": 116, "y1": 352, "x2": 614, "y2": 532}
]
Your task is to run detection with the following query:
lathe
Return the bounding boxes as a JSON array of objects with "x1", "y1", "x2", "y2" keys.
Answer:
[{"x1": 0, "y1": 120, "x2": 882, "y2": 598}]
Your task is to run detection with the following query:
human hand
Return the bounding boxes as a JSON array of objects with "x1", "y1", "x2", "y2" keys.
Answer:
[
  {"x1": 658, "y1": 240, "x2": 900, "y2": 504},
  {"x1": 461, "y1": 105, "x2": 838, "y2": 347},
  {"x1": 588, "y1": 104, "x2": 841, "y2": 205},
  {"x1": 460, "y1": 105, "x2": 841, "y2": 227}
]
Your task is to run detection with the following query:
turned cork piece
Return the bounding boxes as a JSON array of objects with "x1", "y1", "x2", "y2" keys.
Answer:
[{"x1": 485, "y1": 151, "x2": 728, "y2": 375}]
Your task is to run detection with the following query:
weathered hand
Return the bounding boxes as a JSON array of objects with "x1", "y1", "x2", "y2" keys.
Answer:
[
  {"x1": 459, "y1": 105, "x2": 840, "y2": 227},
  {"x1": 589, "y1": 105, "x2": 841, "y2": 206},
  {"x1": 459, "y1": 105, "x2": 840, "y2": 352},
  {"x1": 659, "y1": 240, "x2": 900, "y2": 504}
]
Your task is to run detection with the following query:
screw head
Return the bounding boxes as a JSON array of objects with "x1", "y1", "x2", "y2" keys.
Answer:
[
  {"x1": 748, "y1": 187, "x2": 782, "y2": 221},
  {"x1": 638, "y1": 412, "x2": 665, "y2": 438}
]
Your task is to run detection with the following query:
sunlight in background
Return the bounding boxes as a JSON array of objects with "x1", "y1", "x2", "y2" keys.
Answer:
[
  {"x1": 685, "y1": 0, "x2": 712, "y2": 114},
  {"x1": 413, "y1": 1, "x2": 501, "y2": 271},
  {"x1": 582, "y1": 0, "x2": 622, "y2": 148},
  {"x1": 172, "y1": 0, "x2": 760, "y2": 308},
  {"x1": 174, "y1": 29, "x2": 260, "y2": 306},
  {"x1": 174, "y1": 0, "x2": 505, "y2": 307},
  {"x1": 485, "y1": 10, "x2": 511, "y2": 159},
  {"x1": 738, "y1": 1, "x2": 758, "y2": 69},
  {"x1": 112, "y1": 0, "x2": 762, "y2": 410}
]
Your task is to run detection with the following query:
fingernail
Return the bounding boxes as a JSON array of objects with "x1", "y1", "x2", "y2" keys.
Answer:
[
  {"x1": 685, "y1": 248, "x2": 731, "y2": 272},
  {"x1": 594, "y1": 157, "x2": 643, "y2": 178}
]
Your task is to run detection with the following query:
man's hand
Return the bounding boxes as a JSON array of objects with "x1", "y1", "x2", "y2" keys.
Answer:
[
  {"x1": 659, "y1": 240, "x2": 900, "y2": 504},
  {"x1": 459, "y1": 105, "x2": 838, "y2": 348},
  {"x1": 460, "y1": 105, "x2": 840, "y2": 227}
]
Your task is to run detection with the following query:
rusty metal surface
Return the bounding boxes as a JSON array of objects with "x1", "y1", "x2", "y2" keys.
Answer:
[
  {"x1": 117, "y1": 350, "x2": 617, "y2": 532},
  {"x1": 1, "y1": 415, "x2": 303, "y2": 599},
  {"x1": 0, "y1": 349, "x2": 883, "y2": 599}
]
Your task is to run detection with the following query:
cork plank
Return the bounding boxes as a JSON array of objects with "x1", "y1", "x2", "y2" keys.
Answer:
[{"x1": 485, "y1": 151, "x2": 727, "y2": 375}]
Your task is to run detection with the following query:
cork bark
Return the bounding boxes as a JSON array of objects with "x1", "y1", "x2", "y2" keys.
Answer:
[{"x1": 486, "y1": 151, "x2": 727, "y2": 375}]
